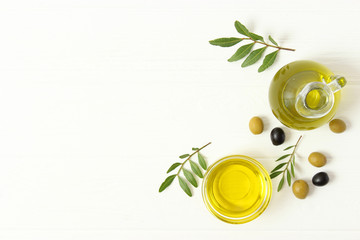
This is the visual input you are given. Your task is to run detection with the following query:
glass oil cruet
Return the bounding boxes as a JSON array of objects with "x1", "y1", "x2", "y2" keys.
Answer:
[{"x1": 269, "y1": 60, "x2": 347, "y2": 130}]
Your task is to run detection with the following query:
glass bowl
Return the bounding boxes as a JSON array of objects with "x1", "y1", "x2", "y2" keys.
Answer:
[{"x1": 202, "y1": 155, "x2": 272, "y2": 224}]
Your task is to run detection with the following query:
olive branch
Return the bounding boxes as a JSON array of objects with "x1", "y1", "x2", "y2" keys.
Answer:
[
  {"x1": 270, "y1": 136, "x2": 302, "y2": 191},
  {"x1": 159, "y1": 142, "x2": 211, "y2": 197},
  {"x1": 209, "y1": 20, "x2": 295, "y2": 72}
]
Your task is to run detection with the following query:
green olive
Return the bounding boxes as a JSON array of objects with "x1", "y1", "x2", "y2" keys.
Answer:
[
  {"x1": 308, "y1": 152, "x2": 327, "y2": 167},
  {"x1": 249, "y1": 116, "x2": 263, "y2": 135},
  {"x1": 292, "y1": 180, "x2": 309, "y2": 199},
  {"x1": 329, "y1": 119, "x2": 346, "y2": 133}
]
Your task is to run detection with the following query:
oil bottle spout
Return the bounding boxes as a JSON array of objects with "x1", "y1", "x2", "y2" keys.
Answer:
[{"x1": 327, "y1": 75, "x2": 347, "y2": 93}]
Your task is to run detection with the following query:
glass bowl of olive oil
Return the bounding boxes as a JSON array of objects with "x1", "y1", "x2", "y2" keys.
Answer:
[{"x1": 202, "y1": 155, "x2": 272, "y2": 224}]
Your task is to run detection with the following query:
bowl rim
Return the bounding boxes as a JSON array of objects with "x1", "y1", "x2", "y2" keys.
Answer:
[{"x1": 201, "y1": 155, "x2": 272, "y2": 224}]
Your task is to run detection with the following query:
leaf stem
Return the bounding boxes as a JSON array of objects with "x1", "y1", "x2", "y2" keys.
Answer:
[
  {"x1": 176, "y1": 142, "x2": 212, "y2": 176},
  {"x1": 242, "y1": 37, "x2": 295, "y2": 51},
  {"x1": 280, "y1": 135, "x2": 302, "y2": 180}
]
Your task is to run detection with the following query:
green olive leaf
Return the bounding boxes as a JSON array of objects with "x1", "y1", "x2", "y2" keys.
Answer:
[
  {"x1": 192, "y1": 147, "x2": 199, "y2": 151},
  {"x1": 159, "y1": 174, "x2": 176, "y2": 192},
  {"x1": 276, "y1": 154, "x2": 290, "y2": 161},
  {"x1": 183, "y1": 169, "x2": 198, "y2": 187},
  {"x1": 293, "y1": 155, "x2": 296, "y2": 167},
  {"x1": 241, "y1": 47, "x2": 267, "y2": 67},
  {"x1": 290, "y1": 162, "x2": 295, "y2": 177},
  {"x1": 190, "y1": 160, "x2": 203, "y2": 178},
  {"x1": 271, "y1": 162, "x2": 287, "y2": 173},
  {"x1": 249, "y1": 32, "x2": 264, "y2": 42},
  {"x1": 283, "y1": 145, "x2": 295, "y2": 151},
  {"x1": 209, "y1": 37, "x2": 243, "y2": 47},
  {"x1": 179, "y1": 154, "x2": 189, "y2": 159},
  {"x1": 268, "y1": 35, "x2": 278, "y2": 46},
  {"x1": 258, "y1": 50, "x2": 279, "y2": 72},
  {"x1": 234, "y1": 21, "x2": 250, "y2": 36},
  {"x1": 198, "y1": 152, "x2": 207, "y2": 170},
  {"x1": 277, "y1": 176, "x2": 285, "y2": 192},
  {"x1": 270, "y1": 171, "x2": 282, "y2": 179},
  {"x1": 178, "y1": 176, "x2": 192, "y2": 197},
  {"x1": 166, "y1": 162, "x2": 182, "y2": 173},
  {"x1": 287, "y1": 170, "x2": 292, "y2": 186},
  {"x1": 227, "y1": 43, "x2": 255, "y2": 62}
]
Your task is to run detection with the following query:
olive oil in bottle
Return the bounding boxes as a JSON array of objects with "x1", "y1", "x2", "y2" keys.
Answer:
[{"x1": 269, "y1": 60, "x2": 346, "y2": 130}]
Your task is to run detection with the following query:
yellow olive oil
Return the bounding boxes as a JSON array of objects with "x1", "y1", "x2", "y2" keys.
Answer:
[
  {"x1": 202, "y1": 156, "x2": 271, "y2": 223},
  {"x1": 269, "y1": 60, "x2": 342, "y2": 130}
]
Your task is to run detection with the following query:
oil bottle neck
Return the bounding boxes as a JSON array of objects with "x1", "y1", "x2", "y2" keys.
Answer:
[{"x1": 295, "y1": 75, "x2": 346, "y2": 119}]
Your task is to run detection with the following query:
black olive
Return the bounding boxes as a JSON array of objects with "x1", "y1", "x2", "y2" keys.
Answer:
[
  {"x1": 312, "y1": 172, "x2": 329, "y2": 186},
  {"x1": 270, "y1": 127, "x2": 285, "y2": 145}
]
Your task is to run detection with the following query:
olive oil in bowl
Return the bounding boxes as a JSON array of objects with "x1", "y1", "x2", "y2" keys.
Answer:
[{"x1": 202, "y1": 155, "x2": 272, "y2": 224}]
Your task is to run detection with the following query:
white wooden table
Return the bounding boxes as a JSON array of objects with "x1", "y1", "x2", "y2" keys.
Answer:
[{"x1": 0, "y1": 0, "x2": 359, "y2": 239}]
